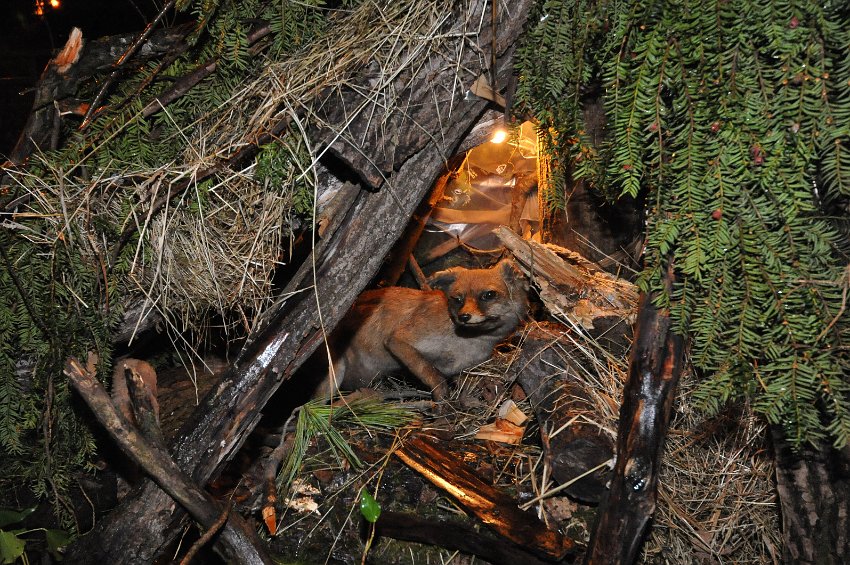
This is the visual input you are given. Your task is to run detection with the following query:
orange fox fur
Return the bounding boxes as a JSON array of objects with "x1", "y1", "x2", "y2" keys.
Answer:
[{"x1": 317, "y1": 259, "x2": 529, "y2": 400}]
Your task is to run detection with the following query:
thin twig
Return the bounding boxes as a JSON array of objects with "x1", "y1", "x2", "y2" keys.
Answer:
[
  {"x1": 81, "y1": 0, "x2": 177, "y2": 129},
  {"x1": 178, "y1": 501, "x2": 233, "y2": 565}
]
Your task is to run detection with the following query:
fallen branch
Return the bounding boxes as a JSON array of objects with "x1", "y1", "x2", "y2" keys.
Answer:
[
  {"x1": 374, "y1": 510, "x2": 554, "y2": 565},
  {"x1": 395, "y1": 434, "x2": 576, "y2": 561},
  {"x1": 64, "y1": 356, "x2": 274, "y2": 565},
  {"x1": 5, "y1": 24, "x2": 191, "y2": 168}
]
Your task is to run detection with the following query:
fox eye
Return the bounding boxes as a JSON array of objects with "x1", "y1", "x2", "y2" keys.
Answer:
[
  {"x1": 450, "y1": 295, "x2": 464, "y2": 304},
  {"x1": 480, "y1": 290, "x2": 498, "y2": 301}
]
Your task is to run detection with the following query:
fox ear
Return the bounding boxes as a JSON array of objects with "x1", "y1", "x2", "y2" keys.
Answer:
[
  {"x1": 429, "y1": 269, "x2": 457, "y2": 293},
  {"x1": 498, "y1": 258, "x2": 529, "y2": 290}
]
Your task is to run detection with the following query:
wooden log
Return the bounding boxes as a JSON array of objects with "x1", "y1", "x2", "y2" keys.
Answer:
[
  {"x1": 64, "y1": 4, "x2": 536, "y2": 561},
  {"x1": 63, "y1": 357, "x2": 274, "y2": 565},
  {"x1": 771, "y1": 426, "x2": 850, "y2": 563},
  {"x1": 374, "y1": 510, "x2": 555, "y2": 565},
  {"x1": 495, "y1": 226, "x2": 637, "y2": 336},
  {"x1": 584, "y1": 281, "x2": 685, "y2": 564},
  {"x1": 395, "y1": 434, "x2": 577, "y2": 560},
  {"x1": 510, "y1": 322, "x2": 617, "y2": 503}
]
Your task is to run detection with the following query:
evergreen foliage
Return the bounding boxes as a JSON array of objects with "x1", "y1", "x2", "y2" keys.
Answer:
[
  {"x1": 515, "y1": 0, "x2": 850, "y2": 447},
  {"x1": 277, "y1": 396, "x2": 414, "y2": 493}
]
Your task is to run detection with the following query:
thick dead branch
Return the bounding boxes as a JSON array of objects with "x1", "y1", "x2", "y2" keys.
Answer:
[
  {"x1": 395, "y1": 434, "x2": 576, "y2": 560},
  {"x1": 374, "y1": 510, "x2": 555, "y2": 565},
  {"x1": 63, "y1": 357, "x2": 274, "y2": 565},
  {"x1": 5, "y1": 24, "x2": 191, "y2": 167},
  {"x1": 584, "y1": 278, "x2": 685, "y2": 564}
]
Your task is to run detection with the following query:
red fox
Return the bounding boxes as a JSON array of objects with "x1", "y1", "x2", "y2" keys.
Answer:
[{"x1": 316, "y1": 258, "x2": 529, "y2": 400}]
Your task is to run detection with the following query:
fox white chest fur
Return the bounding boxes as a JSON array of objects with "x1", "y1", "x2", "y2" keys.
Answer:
[{"x1": 316, "y1": 259, "x2": 528, "y2": 400}]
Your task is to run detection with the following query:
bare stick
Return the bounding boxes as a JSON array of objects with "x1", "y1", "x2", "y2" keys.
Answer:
[
  {"x1": 178, "y1": 501, "x2": 232, "y2": 565},
  {"x1": 81, "y1": 0, "x2": 177, "y2": 128},
  {"x1": 584, "y1": 263, "x2": 684, "y2": 564}
]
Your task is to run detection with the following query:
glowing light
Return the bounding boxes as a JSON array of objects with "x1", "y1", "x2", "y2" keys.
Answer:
[
  {"x1": 50, "y1": 0, "x2": 60, "y2": 7},
  {"x1": 490, "y1": 129, "x2": 507, "y2": 144},
  {"x1": 34, "y1": 0, "x2": 45, "y2": 15}
]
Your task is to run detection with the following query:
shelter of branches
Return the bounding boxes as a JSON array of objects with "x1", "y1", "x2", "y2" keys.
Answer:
[{"x1": 2, "y1": 1, "x2": 849, "y2": 564}]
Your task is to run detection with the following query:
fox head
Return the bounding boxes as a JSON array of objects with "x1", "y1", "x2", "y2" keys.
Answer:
[{"x1": 429, "y1": 258, "x2": 529, "y2": 334}]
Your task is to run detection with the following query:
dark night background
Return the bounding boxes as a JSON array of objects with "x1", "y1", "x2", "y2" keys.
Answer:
[{"x1": 1, "y1": 0, "x2": 165, "y2": 157}]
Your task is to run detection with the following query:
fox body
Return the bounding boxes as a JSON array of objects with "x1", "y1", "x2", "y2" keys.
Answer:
[{"x1": 317, "y1": 259, "x2": 528, "y2": 400}]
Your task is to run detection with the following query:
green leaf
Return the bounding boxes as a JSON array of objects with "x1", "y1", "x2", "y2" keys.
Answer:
[
  {"x1": 0, "y1": 530, "x2": 25, "y2": 565},
  {"x1": 359, "y1": 490, "x2": 381, "y2": 523},
  {"x1": 46, "y1": 528, "x2": 73, "y2": 559},
  {"x1": 0, "y1": 508, "x2": 35, "y2": 529}
]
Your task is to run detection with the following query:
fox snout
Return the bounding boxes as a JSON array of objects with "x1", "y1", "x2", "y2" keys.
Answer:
[{"x1": 451, "y1": 290, "x2": 498, "y2": 326}]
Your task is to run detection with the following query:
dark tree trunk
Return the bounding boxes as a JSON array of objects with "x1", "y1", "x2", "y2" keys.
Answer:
[
  {"x1": 65, "y1": 2, "x2": 535, "y2": 562},
  {"x1": 771, "y1": 427, "x2": 850, "y2": 564}
]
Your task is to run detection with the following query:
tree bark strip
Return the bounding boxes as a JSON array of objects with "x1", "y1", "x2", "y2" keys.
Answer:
[
  {"x1": 584, "y1": 285, "x2": 684, "y2": 564},
  {"x1": 65, "y1": 4, "x2": 535, "y2": 561}
]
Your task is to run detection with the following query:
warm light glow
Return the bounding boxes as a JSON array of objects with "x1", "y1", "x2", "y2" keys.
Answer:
[
  {"x1": 50, "y1": 0, "x2": 60, "y2": 7},
  {"x1": 490, "y1": 129, "x2": 507, "y2": 144},
  {"x1": 34, "y1": 0, "x2": 45, "y2": 15}
]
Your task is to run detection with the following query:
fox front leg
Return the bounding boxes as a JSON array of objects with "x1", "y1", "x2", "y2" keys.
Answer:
[{"x1": 384, "y1": 335, "x2": 449, "y2": 400}]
